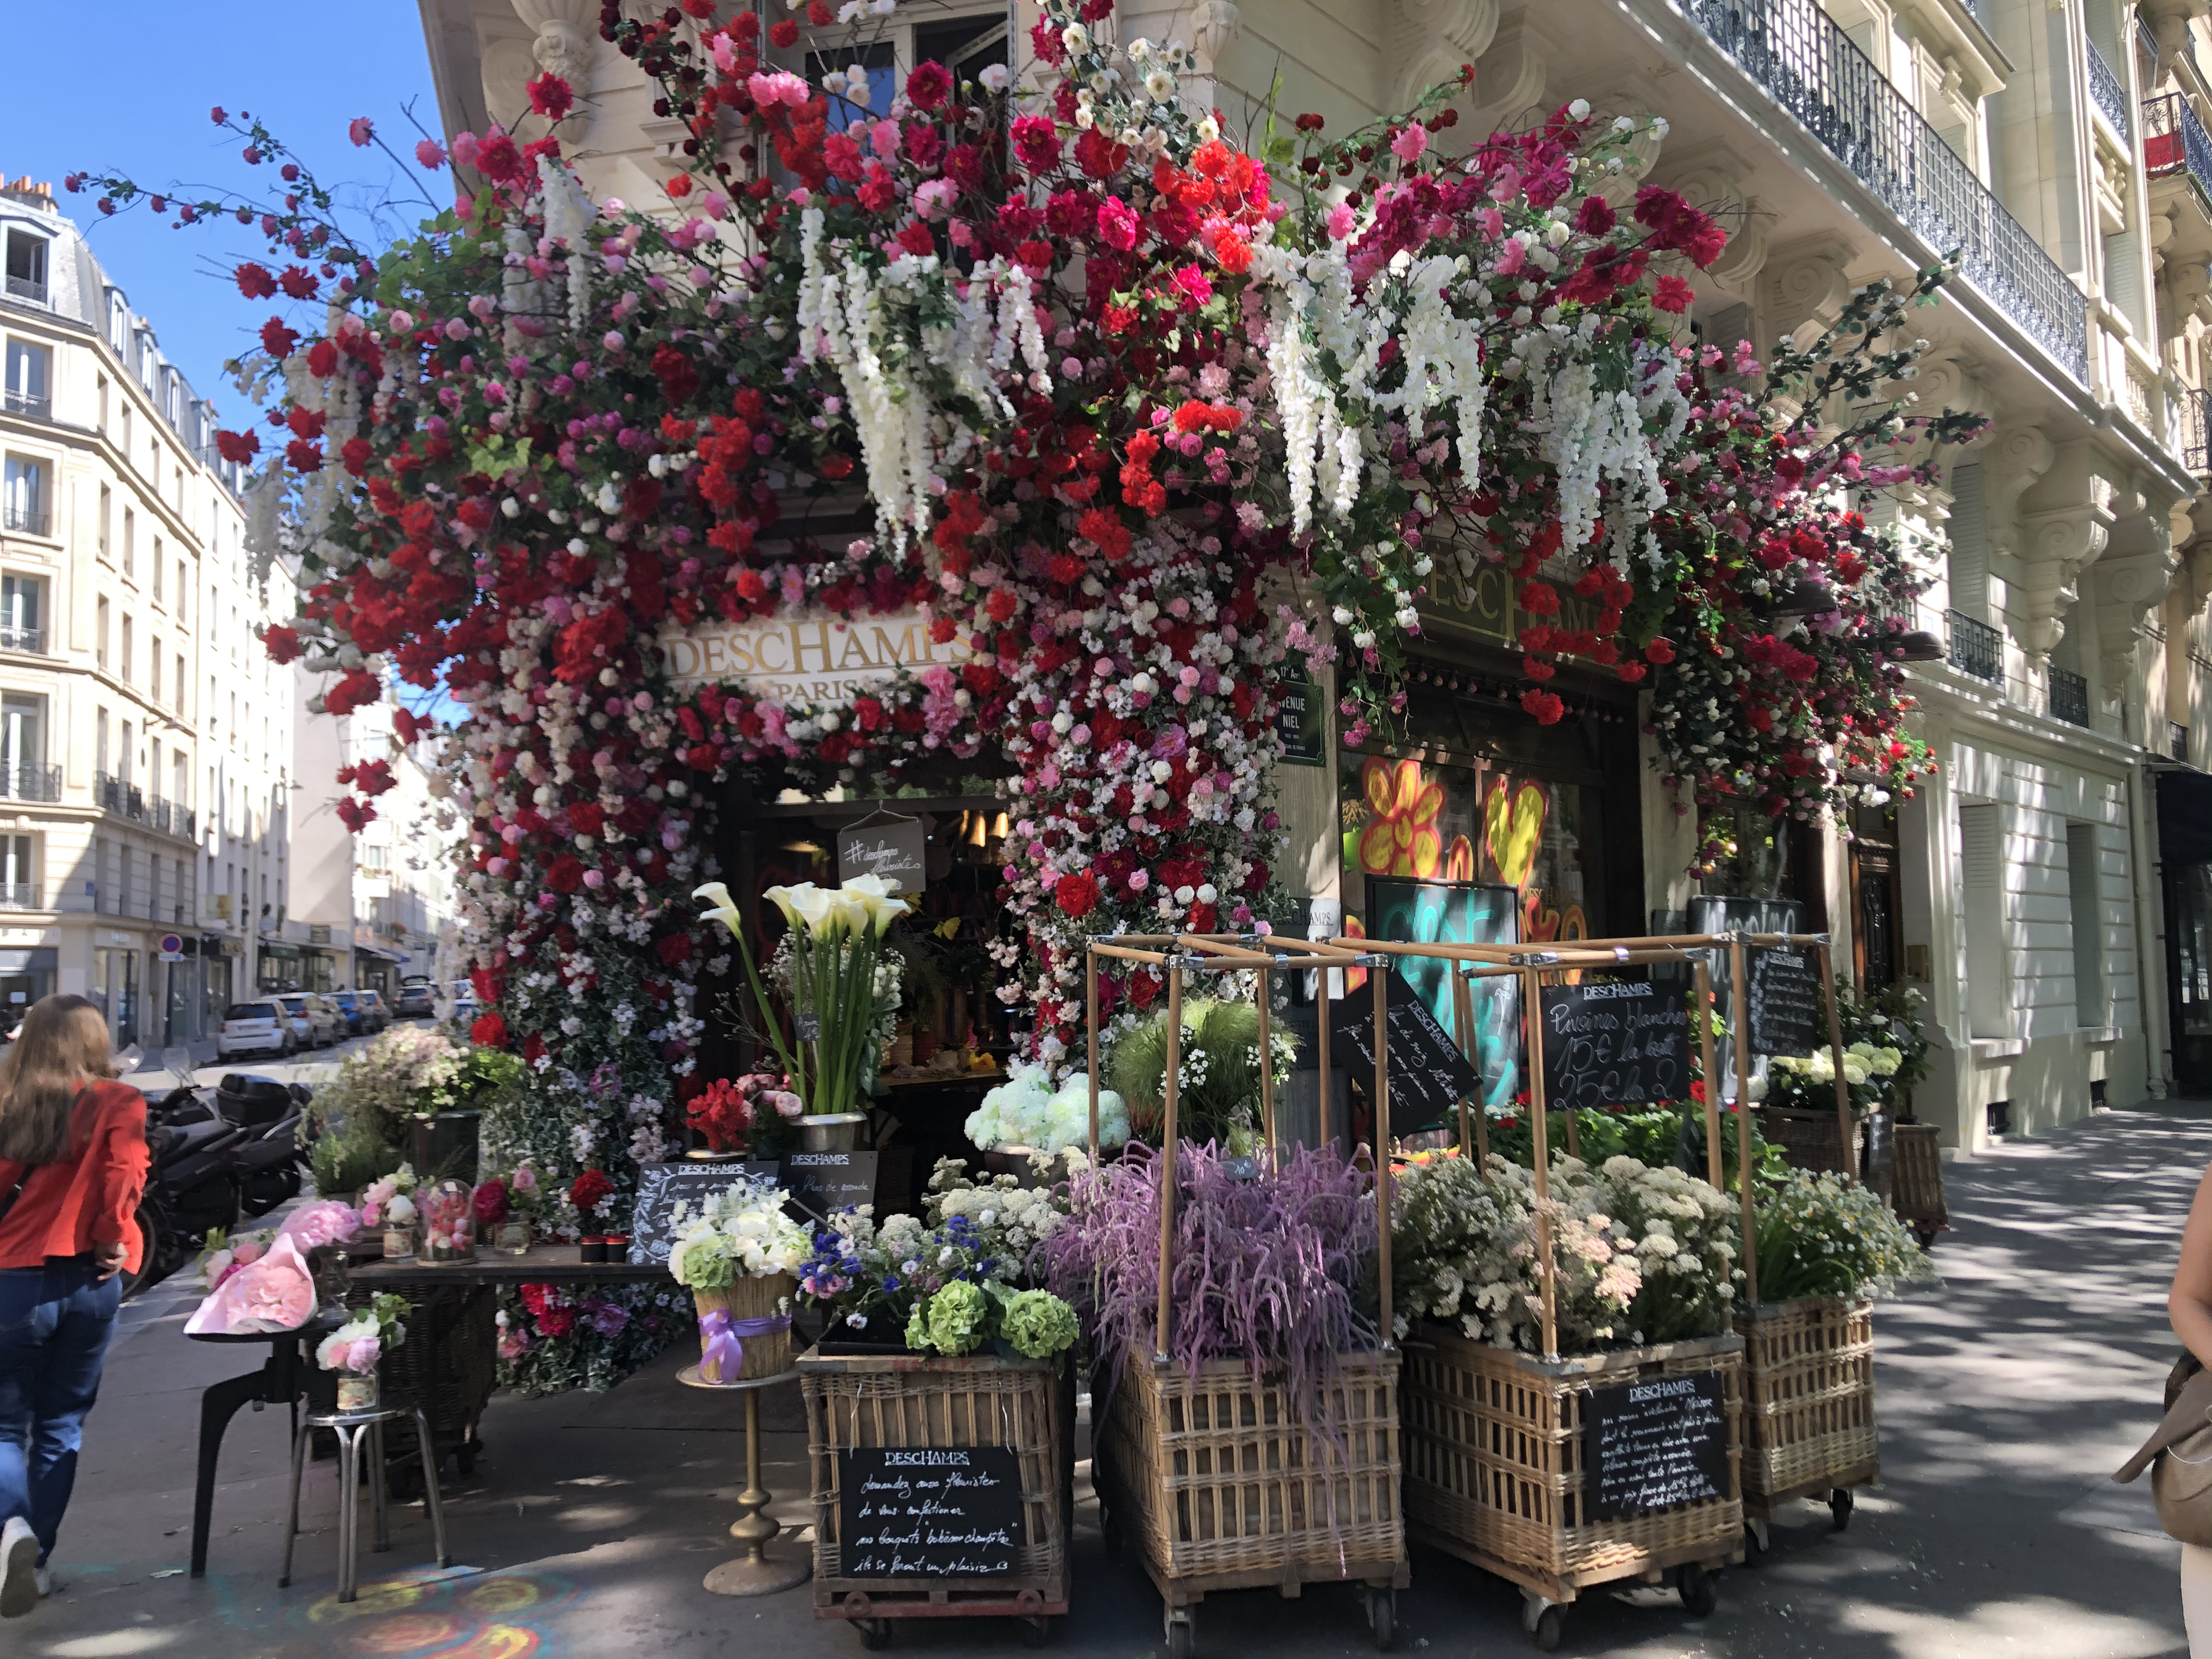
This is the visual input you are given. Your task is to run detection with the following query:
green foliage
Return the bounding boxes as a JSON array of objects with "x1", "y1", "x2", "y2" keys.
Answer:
[
  {"x1": 1104, "y1": 995, "x2": 1295, "y2": 1147},
  {"x1": 310, "y1": 1124, "x2": 401, "y2": 1198},
  {"x1": 1752, "y1": 1169, "x2": 1932, "y2": 1302},
  {"x1": 1483, "y1": 1104, "x2": 1785, "y2": 1188}
]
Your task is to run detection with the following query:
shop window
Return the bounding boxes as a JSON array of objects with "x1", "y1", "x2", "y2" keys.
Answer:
[
  {"x1": 2067, "y1": 822, "x2": 2106, "y2": 1027},
  {"x1": 1959, "y1": 803, "x2": 2010, "y2": 1039}
]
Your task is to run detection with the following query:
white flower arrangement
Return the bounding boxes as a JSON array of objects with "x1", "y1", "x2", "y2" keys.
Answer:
[
  {"x1": 667, "y1": 1175, "x2": 811, "y2": 1290},
  {"x1": 965, "y1": 1061, "x2": 1129, "y2": 1152}
]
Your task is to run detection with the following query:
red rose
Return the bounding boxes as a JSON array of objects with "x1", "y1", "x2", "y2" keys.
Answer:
[
  {"x1": 545, "y1": 855, "x2": 586, "y2": 894},
  {"x1": 471, "y1": 1011, "x2": 509, "y2": 1048},
  {"x1": 1055, "y1": 870, "x2": 1100, "y2": 919},
  {"x1": 570, "y1": 1168, "x2": 615, "y2": 1216}
]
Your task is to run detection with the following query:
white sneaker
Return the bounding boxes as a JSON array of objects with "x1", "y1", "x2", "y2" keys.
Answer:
[
  {"x1": 0, "y1": 1516, "x2": 36, "y2": 1617},
  {"x1": 33, "y1": 1566, "x2": 50, "y2": 1598}
]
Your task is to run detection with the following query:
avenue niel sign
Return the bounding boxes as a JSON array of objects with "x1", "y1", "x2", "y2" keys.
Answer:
[{"x1": 658, "y1": 609, "x2": 972, "y2": 700}]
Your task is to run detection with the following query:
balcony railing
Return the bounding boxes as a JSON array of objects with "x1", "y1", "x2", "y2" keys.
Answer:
[
  {"x1": 1682, "y1": 0, "x2": 2089, "y2": 381},
  {"x1": 1, "y1": 390, "x2": 49, "y2": 421},
  {"x1": 1947, "y1": 608, "x2": 2004, "y2": 681},
  {"x1": 0, "y1": 624, "x2": 43, "y2": 655},
  {"x1": 2177, "y1": 721, "x2": 2194, "y2": 763},
  {"x1": 2049, "y1": 665, "x2": 2089, "y2": 725},
  {"x1": 2146, "y1": 93, "x2": 2212, "y2": 202},
  {"x1": 0, "y1": 883, "x2": 38, "y2": 909},
  {"x1": 2182, "y1": 386, "x2": 2212, "y2": 473},
  {"x1": 2, "y1": 276, "x2": 45, "y2": 305},
  {"x1": 152, "y1": 800, "x2": 197, "y2": 839},
  {"x1": 2090, "y1": 40, "x2": 2133, "y2": 137},
  {"x1": 1, "y1": 503, "x2": 48, "y2": 536},
  {"x1": 94, "y1": 771, "x2": 146, "y2": 823},
  {"x1": 0, "y1": 764, "x2": 60, "y2": 803}
]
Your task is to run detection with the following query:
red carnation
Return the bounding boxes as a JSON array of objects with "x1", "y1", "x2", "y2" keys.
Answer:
[
  {"x1": 527, "y1": 72, "x2": 574, "y2": 120},
  {"x1": 906, "y1": 60, "x2": 952, "y2": 111},
  {"x1": 1644, "y1": 637, "x2": 1677, "y2": 664},
  {"x1": 233, "y1": 262, "x2": 277, "y2": 300},
  {"x1": 471, "y1": 1011, "x2": 510, "y2": 1048},
  {"x1": 215, "y1": 429, "x2": 260, "y2": 464}
]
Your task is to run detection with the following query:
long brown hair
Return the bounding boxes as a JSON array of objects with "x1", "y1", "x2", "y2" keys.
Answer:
[{"x1": 0, "y1": 994, "x2": 118, "y2": 1165}]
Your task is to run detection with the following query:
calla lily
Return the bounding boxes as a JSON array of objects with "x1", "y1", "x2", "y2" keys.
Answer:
[
  {"x1": 694, "y1": 880, "x2": 742, "y2": 940},
  {"x1": 761, "y1": 883, "x2": 804, "y2": 927},
  {"x1": 839, "y1": 873, "x2": 912, "y2": 935},
  {"x1": 786, "y1": 883, "x2": 840, "y2": 936}
]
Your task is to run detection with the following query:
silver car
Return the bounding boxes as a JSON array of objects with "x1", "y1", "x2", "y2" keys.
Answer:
[{"x1": 273, "y1": 993, "x2": 341, "y2": 1048}]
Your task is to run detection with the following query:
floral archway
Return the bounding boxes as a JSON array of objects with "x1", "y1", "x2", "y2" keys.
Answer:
[{"x1": 76, "y1": 0, "x2": 1971, "y2": 1386}]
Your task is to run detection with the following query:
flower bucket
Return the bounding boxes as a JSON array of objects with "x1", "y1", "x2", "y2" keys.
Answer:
[
  {"x1": 336, "y1": 1370, "x2": 380, "y2": 1413},
  {"x1": 799, "y1": 1113, "x2": 869, "y2": 1153},
  {"x1": 694, "y1": 1274, "x2": 795, "y2": 1384}
]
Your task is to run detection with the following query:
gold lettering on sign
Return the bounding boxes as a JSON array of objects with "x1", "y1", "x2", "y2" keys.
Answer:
[{"x1": 658, "y1": 609, "x2": 971, "y2": 700}]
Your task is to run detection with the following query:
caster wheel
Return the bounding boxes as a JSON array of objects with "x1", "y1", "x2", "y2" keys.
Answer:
[
  {"x1": 1165, "y1": 1607, "x2": 1196, "y2": 1659},
  {"x1": 1367, "y1": 1589, "x2": 1396, "y2": 1651},
  {"x1": 1914, "y1": 1226, "x2": 1939, "y2": 1250},
  {"x1": 1676, "y1": 1563, "x2": 1718, "y2": 1618},
  {"x1": 1525, "y1": 1605, "x2": 1563, "y2": 1651},
  {"x1": 1830, "y1": 1487, "x2": 1855, "y2": 1531},
  {"x1": 1743, "y1": 1519, "x2": 1769, "y2": 1565},
  {"x1": 855, "y1": 1618, "x2": 892, "y2": 1650},
  {"x1": 1020, "y1": 1616, "x2": 1056, "y2": 1647}
]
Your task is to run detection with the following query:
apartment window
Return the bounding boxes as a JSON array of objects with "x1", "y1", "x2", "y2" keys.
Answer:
[
  {"x1": 175, "y1": 560, "x2": 186, "y2": 623},
  {"x1": 2, "y1": 455, "x2": 48, "y2": 536},
  {"x1": 1959, "y1": 803, "x2": 2010, "y2": 1039},
  {"x1": 3, "y1": 231, "x2": 47, "y2": 305},
  {"x1": 121, "y1": 615, "x2": 133, "y2": 684},
  {"x1": 3, "y1": 340, "x2": 50, "y2": 420},
  {"x1": 153, "y1": 540, "x2": 163, "y2": 603},
  {"x1": 150, "y1": 637, "x2": 162, "y2": 703},
  {"x1": 97, "y1": 374, "x2": 108, "y2": 434},
  {"x1": 1, "y1": 693, "x2": 43, "y2": 802},
  {"x1": 0, "y1": 575, "x2": 40, "y2": 655},
  {"x1": 1948, "y1": 462, "x2": 1989, "y2": 619},
  {"x1": 95, "y1": 596, "x2": 109, "y2": 670},
  {"x1": 173, "y1": 753, "x2": 187, "y2": 810},
  {"x1": 97, "y1": 486, "x2": 110, "y2": 560},
  {"x1": 174, "y1": 653, "x2": 185, "y2": 716},
  {"x1": 96, "y1": 707, "x2": 108, "y2": 776},
  {"x1": 2067, "y1": 822, "x2": 2106, "y2": 1028},
  {"x1": 0, "y1": 834, "x2": 32, "y2": 906},
  {"x1": 122, "y1": 508, "x2": 135, "y2": 579},
  {"x1": 120, "y1": 721, "x2": 133, "y2": 786},
  {"x1": 361, "y1": 844, "x2": 390, "y2": 875},
  {"x1": 120, "y1": 406, "x2": 132, "y2": 463}
]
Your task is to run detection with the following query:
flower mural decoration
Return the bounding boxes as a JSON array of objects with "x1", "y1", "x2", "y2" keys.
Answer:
[
  {"x1": 1357, "y1": 758, "x2": 1445, "y2": 878},
  {"x1": 1481, "y1": 779, "x2": 1547, "y2": 889}
]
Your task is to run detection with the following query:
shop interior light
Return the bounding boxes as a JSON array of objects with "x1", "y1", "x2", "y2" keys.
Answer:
[{"x1": 963, "y1": 810, "x2": 988, "y2": 849}]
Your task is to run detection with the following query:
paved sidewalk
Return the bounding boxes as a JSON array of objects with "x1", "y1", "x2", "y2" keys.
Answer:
[{"x1": 11, "y1": 1101, "x2": 2210, "y2": 1658}]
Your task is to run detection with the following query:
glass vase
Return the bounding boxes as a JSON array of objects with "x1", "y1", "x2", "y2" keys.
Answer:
[
  {"x1": 336, "y1": 1370, "x2": 379, "y2": 1412},
  {"x1": 494, "y1": 1219, "x2": 532, "y2": 1256}
]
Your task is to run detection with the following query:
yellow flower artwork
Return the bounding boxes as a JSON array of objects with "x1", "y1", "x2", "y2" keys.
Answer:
[{"x1": 1355, "y1": 758, "x2": 1445, "y2": 877}]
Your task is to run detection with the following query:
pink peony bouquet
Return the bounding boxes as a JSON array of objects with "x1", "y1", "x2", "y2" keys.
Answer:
[
  {"x1": 184, "y1": 1232, "x2": 317, "y2": 1335},
  {"x1": 278, "y1": 1199, "x2": 362, "y2": 1252},
  {"x1": 314, "y1": 1291, "x2": 411, "y2": 1375}
]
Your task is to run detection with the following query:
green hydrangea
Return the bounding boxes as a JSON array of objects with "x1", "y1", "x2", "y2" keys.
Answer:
[
  {"x1": 1001, "y1": 1289, "x2": 1078, "y2": 1359},
  {"x1": 909, "y1": 1280, "x2": 988, "y2": 1357}
]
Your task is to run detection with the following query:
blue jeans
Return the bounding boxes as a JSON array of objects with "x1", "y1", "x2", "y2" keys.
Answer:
[{"x1": 0, "y1": 1259, "x2": 121, "y2": 1563}]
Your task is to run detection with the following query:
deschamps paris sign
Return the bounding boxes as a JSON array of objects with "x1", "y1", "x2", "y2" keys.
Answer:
[{"x1": 658, "y1": 610, "x2": 972, "y2": 701}]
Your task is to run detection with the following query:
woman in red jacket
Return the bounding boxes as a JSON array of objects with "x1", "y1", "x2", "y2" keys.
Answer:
[{"x1": 0, "y1": 995, "x2": 147, "y2": 1618}]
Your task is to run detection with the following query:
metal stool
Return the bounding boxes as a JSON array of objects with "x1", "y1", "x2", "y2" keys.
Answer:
[{"x1": 280, "y1": 1403, "x2": 450, "y2": 1601}]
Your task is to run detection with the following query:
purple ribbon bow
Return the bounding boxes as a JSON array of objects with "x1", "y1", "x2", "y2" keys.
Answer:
[{"x1": 700, "y1": 1309, "x2": 791, "y2": 1381}]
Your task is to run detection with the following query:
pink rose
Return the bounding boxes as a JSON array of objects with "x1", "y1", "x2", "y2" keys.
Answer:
[
  {"x1": 233, "y1": 1237, "x2": 265, "y2": 1266},
  {"x1": 345, "y1": 1336, "x2": 382, "y2": 1373}
]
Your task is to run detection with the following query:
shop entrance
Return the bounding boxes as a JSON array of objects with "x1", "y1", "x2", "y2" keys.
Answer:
[
  {"x1": 0, "y1": 946, "x2": 54, "y2": 1030},
  {"x1": 2161, "y1": 770, "x2": 2212, "y2": 1097}
]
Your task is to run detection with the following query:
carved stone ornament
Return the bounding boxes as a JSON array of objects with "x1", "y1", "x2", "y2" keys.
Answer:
[
  {"x1": 1390, "y1": 0, "x2": 1500, "y2": 114},
  {"x1": 1191, "y1": 0, "x2": 1242, "y2": 71}
]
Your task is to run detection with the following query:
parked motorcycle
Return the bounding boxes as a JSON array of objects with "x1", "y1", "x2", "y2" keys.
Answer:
[{"x1": 124, "y1": 1072, "x2": 315, "y2": 1300}]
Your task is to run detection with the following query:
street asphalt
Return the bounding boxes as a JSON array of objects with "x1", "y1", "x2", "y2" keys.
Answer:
[{"x1": 9, "y1": 1097, "x2": 2209, "y2": 1658}]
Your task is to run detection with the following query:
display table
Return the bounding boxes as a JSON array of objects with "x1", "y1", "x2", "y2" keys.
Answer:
[
  {"x1": 345, "y1": 1243, "x2": 673, "y2": 1287},
  {"x1": 187, "y1": 1318, "x2": 343, "y2": 1578}
]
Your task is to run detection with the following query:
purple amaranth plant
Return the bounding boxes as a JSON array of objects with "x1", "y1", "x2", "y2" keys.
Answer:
[{"x1": 1045, "y1": 1140, "x2": 1380, "y2": 1413}]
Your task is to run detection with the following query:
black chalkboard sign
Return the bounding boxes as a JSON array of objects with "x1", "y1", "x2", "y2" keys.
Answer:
[
  {"x1": 1685, "y1": 896, "x2": 1805, "y2": 1103},
  {"x1": 1538, "y1": 980, "x2": 1691, "y2": 1110},
  {"x1": 1583, "y1": 1370, "x2": 1732, "y2": 1519},
  {"x1": 1746, "y1": 945, "x2": 1822, "y2": 1057},
  {"x1": 1329, "y1": 967, "x2": 1481, "y2": 1131},
  {"x1": 626, "y1": 1160, "x2": 780, "y2": 1266},
  {"x1": 780, "y1": 1150, "x2": 881, "y2": 1220},
  {"x1": 838, "y1": 1446, "x2": 1025, "y2": 1578},
  {"x1": 1274, "y1": 665, "x2": 1325, "y2": 766}
]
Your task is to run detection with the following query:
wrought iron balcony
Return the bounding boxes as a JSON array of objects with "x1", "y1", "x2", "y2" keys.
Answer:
[
  {"x1": 0, "y1": 624, "x2": 43, "y2": 655},
  {"x1": 2182, "y1": 386, "x2": 2212, "y2": 473},
  {"x1": 1681, "y1": 0, "x2": 2089, "y2": 382},
  {"x1": 151, "y1": 799, "x2": 197, "y2": 839},
  {"x1": 2090, "y1": 40, "x2": 2133, "y2": 137},
  {"x1": 2, "y1": 276, "x2": 45, "y2": 305},
  {"x1": 0, "y1": 390, "x2": 49, "y2": 421},
  {"x1": 2146, "y1": 93, "x2": 2212, "y2": 202},
  {"x1": 1946, "y1": 608, "x2": 2004, "y2": 681},
  {"x1": 0, "y1": 883, "x2": 38, "y2": 909},
  {"x1": 1, "y1": 503, "x2": 47, "y2": 536},
  {"x1": 2177, "y1": 721, "x2": 2194, "y2": 763},
  {"x1": 0, "y1": 764, "x2": 60, "y2": 803},
  {"x1": 2049, "y1": 665, "x2": 2089, "y2": 726},
  {"x1": 94, "y1": 771, "x2": 147, "y2": 823}
]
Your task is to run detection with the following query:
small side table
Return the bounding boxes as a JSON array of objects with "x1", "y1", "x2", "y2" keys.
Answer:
[
  {"x1": 187, "y1": 1319, "x2": 341, "y2": 1578},
  {"x1": 281, "y1": 1401, "x2": 450, "y2": 1603},
  {"x1": 677, "y1": 1365, "x2": 808, "y2": 1596}
]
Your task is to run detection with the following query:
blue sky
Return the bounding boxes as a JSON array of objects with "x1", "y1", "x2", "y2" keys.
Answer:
[{"x1": 3, "y1": 1, "x2": 441, "y2": 422}]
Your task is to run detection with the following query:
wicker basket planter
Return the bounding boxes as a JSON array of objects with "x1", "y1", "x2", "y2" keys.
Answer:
[
  {"x1": 692, "y1": 1274, "x2": 795, "y2": 1385},
  {"x1": 799, "y1": 1348, "x2": 1073, "y2": 1644},
  {"x1": 1091, "y1": 1352, "x2": 1406, "y2": 1656},
  {"x1": 1891, "y1": 1124, "x2": 1949, "y2": 1246},
  {"x1": 1736, "y1": 1297, "x2": 1877, "y2": 1546},
  {"x1": 1400, "y1": 1323, "x2": 1743, "y2": 1650}
]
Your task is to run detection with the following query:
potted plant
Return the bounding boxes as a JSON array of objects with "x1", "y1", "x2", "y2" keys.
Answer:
[
  {"x1": 358, "y1": 1165, "x2": 420, "y2": 1258},
  {"x1": 963, "y1": 1062, "x2": 1129, "y2": 1183},
  {"x1": 684, "y1": 1073, "x2": 804, "y2": 1160},
  {"x1": 315, "y1": 1291, "x2": 412, "y2": 1412},
  {"x1": 474, "y1": 1159, "x2": 544, "y2": 1255},
  {"x1": 666, "y1": 1175, "x2": 810, "y2": 1383},
  {"x1": 697, "y1": 875, "x2": 911, "y2": 1151}
]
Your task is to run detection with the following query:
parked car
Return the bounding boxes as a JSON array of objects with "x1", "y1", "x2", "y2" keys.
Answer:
[
  {"x1": 272, "y1": 993, "x2": 340, "y2": 1049},
  {"x1": 393, "y1": 981, "x2": 435, "y2": 1019},
  {"x1": 447, "y1": 980, "x2": 478, "y2": 1027},
  {"x1": 218, "y1": 1000, "x2": 295, "y2": 1060},
  {"x1": 356, "y1": 988, "x2": 393, "y2": 1031},
  {"x1": 327, "y1": 990, "x2": 374, "y2": 1037}
]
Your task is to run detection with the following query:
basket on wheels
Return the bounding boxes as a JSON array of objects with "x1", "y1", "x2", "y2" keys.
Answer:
[
  {"x1": 1891, "y1": 1124, "x2": 1949, "y2": 1248},
  {"x1": 1400, "y1": 1324, "x2": 1744, "y2": 1652},
  {"x1": 1092, "y1": 1353, "x2": 1406, "y2": 1658},
  {"x1": 1735, "y1": 1297, "x2": 1877, "y2": 1554},
  {"x1": 799, "y1": 1348, "x2": 1073, "y2": 1646}
]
